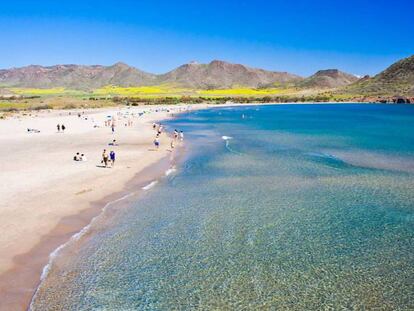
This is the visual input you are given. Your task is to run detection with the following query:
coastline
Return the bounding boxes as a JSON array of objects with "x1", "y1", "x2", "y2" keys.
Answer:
[
  {"x1": 0, "y1": 104, "x2": 194, "y2": 311},
  {"x1": 24, "y1": 103, "x2": 414, "y2": 310},
  {"x1": 0, "y1": 101, "x2": 400, "y2": 310},
  {"x1": 3, "y1": 151, "x2": 187, "y2": 311}
]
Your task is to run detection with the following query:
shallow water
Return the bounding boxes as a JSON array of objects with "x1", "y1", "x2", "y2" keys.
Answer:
[{"x1": 32, "y1": 104, "x2": 414, "y2": 310}]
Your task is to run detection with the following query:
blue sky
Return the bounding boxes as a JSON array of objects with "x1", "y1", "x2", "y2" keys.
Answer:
[{"x1": 0, "y1": 0, "x2": 413, "y2": 76}]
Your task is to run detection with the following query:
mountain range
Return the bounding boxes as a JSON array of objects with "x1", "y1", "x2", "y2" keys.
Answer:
[
  {"x1": 0, "y1": 60, "x2": 348, "y2": 90},
  {"x1": 156, "y1": 60, "x2": 302, "y2": 89},
  {"x1": 0, "y1": 62, "x2": 156, "y2": 90},
  {"x1": 0, "y1": 55, "x2": 413, "y2": 96}
]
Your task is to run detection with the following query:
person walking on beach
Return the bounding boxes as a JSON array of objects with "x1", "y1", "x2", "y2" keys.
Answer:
[
  {"x1": 57, "y1": 124, "x2": 60, "y2": 132},
  {"x1": 174, "y1": 129, "x2": 178, "y2": 140},
  {"x1": 154, "y1": 137, "x2": 160, "y2": 149},
  {"x1": 61, "y1": 124, "x2": 66, "y2": 132},
  {"x1": 180, "y1": 131, "x2": 184, "y2": 141},
  {"x1": 111, "y1": 123, "x2": 115, "y2": 134},
  {"x1": 170, "y1": 140, "x2": 175, "y2": 149},
  {"x1": 110, "y1": 150, "x2": 116, "y2": 166},
  {"x1": 102, "y1": 149, "x2": 109, "y2": 167}
]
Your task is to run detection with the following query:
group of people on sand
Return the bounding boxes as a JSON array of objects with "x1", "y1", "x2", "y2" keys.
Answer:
[
  {"x1": 70, "y1": 108, "x2": 190, "y2": 167},
  {"x1": 174, "y1": 129, "x2": 184, "y2": 141},
  {"x1": 101, "y1": 149, "x2": 116, "y2": 167},
  {"x1": 124, "y1": 119, "x2": 133, "y2": 127},
  {"x1": 57, "y1": 124, "x2": 66, "y2": 133},
  {"x1": 73, "y1": 152, "x2": 87, "y2": 162},
  {"x1": 170, "y1": 129, "x2": 184, "y2": 149},
  {"x1": 152, "y1": 123, "x2": 184, "y2": 150},
  {"x1": 104, "y1": 118, "x2": 117, "y2": 134},
  {"x1": 99, "y1": 115, "x2": 121, "y2": 167}
]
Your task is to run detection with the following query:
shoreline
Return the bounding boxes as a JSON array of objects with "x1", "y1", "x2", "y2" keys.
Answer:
[
  {"x1": 1, "y1": 152, "x2": 179, "y2": 310},
  {"x1": 0, "y1": 104, "x2": 194, "y2": 311},
  {"x1": 33, "y1": 149, "x2": 185, "y2": 309},
  {"x1": 0, "y1": 101, "x2": 406, "y2": 119},
  {"x1": 0, "y1": 102, "x2": 400, "y2": 310},
  {"x1": 22, "y1": 102, "x2": 414, "y2": 310}
]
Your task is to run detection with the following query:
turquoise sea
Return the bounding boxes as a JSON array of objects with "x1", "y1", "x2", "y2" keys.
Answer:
[{"x1": 32, "y1": 104, "x2": 414, "y2": 310}]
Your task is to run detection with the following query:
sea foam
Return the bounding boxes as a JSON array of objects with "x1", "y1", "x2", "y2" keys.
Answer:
[{"x1": 142, "y1": 180, "x2": 158, "y2": 190}]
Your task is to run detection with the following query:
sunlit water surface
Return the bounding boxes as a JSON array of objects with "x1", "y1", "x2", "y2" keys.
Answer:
[{"x1": 32, "y1": 104, "x2": 414, "y2": 310}]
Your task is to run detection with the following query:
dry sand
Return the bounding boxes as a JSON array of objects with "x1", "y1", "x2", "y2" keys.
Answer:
[{"x1": 0, "y1": 104, "x2": 202, "y2": 310}]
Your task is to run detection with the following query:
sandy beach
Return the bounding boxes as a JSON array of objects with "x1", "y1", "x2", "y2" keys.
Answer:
[
  {"x1": 0, "y1": 101, "x2": 377, "y2": 310},
  {"x1": 0, "y1": 104, "x2": 200, "y2": 310}
]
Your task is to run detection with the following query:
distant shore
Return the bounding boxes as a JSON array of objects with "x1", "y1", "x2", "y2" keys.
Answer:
[{"x1": 1, "y1": 93, "x2": 412, "y2": 119}]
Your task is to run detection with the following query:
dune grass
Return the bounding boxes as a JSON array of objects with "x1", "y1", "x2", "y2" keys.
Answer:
[
  {"x1": 9, "y1": 87, "x2": 87, "y2": 97},
  {"x1": 196, "y1": 87, "x2": 297, "y2": 97},
  {"x1": 91, "y1": 85, "x2": 302, "y2": 98},
  {"x1": 92, "y1": 85, "x2": 192, "y2": 97},
  {"x1": 7, "y1": 85, "x2": 309, "y2": 98}
]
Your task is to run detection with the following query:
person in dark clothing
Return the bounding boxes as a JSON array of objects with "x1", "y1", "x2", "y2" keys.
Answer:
[{"x1": 110, "y1": 150, "x2": 116, "y2": 166}]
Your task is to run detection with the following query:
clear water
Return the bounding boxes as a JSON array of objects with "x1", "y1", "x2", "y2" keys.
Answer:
[{"x1": 32, "y1": 104, "x2": 414, "y2": 310}]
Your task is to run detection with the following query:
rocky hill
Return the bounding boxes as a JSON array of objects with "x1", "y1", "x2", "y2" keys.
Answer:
[
  {"x1": 2, "y1": 55, "x2": 413, "y2": 96},
  {"x1": 157, "y1": 60, "x2": 302, "y2": 89},
  {"x1": 0, "y1": 62, "x2": 157, "y2": 90},
  {"x1": 297, "y1": 69, "x2": 359, "y2": 89},
  {"x1": 344, "y1": 55, "x2": 414, "y2": 96},
  {"x1": 0, "y1": 60, "x2": 302, "y2": 90}
]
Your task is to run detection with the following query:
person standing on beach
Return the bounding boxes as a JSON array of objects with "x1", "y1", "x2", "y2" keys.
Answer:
[
  {"x1": 57, "y1": 124, "x2": 60, "y2": 132},
  {"x1": 180, "y1": 131, "x2": 184, "y2": 141},
  {"x1": 154, "y1": 137, "x2": 160, "y2": 149},
  {"x1": 102, "y1": 149, "x2": 109, "y2": 167},
  {"x1": 61, "y1": 124, "x2": 66, "y2": 132},
  {"x1": 110, "y1": 150, "x2": 116, "y2": 167},
  {"x1": 111, "y1": 123, "x2": 115, "y2": 134}
]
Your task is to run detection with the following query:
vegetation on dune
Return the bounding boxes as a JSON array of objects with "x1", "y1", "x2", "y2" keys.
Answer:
[
  {"x1": 110, "y1": 93, "x2": 338, "y2": 106},
  {"x1": 0, "y1": 87, "x2": 370, "y2": 115},
  {"x1": 1, "y1": 84, "x2": 298, "y2": 99},
  {"x1": 0, "y1": 96, "x2": 116, "y2": 113},
  {"x1": 91, "y1": 85, "x2": 303, "y2": 98},
  {"x1": 92, "y1": 85, "x2": 192, "y2": 97},
  {"x1": 8, "y1": 87, "x2": 87, "y2": 97},
  {"x1": 196, "y1": 87, "x2": 297, "y2": 96}
]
